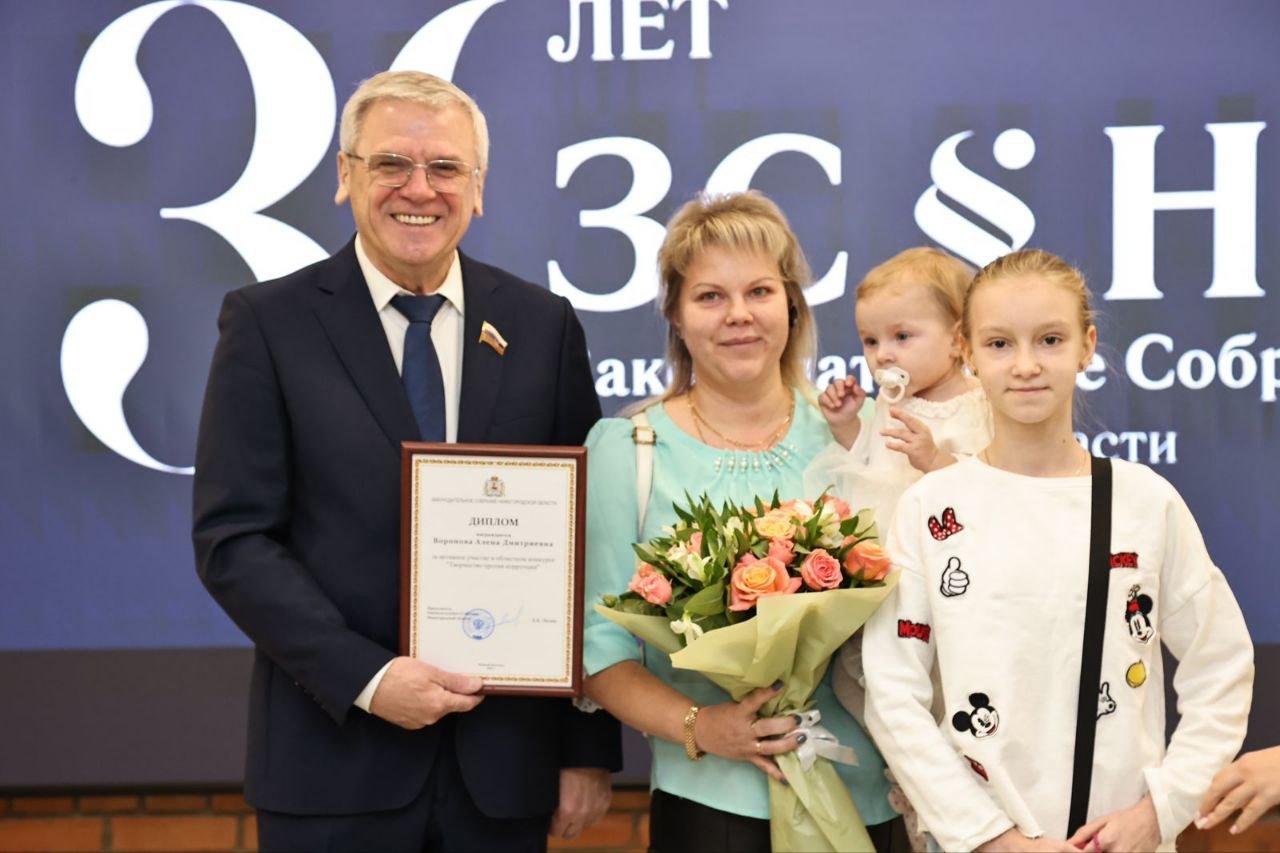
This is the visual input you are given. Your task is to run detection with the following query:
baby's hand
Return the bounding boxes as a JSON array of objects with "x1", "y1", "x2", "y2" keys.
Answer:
[
  {"x1": 818, "y1": 376, "x2": 866, "y2": 449},
  {"x1": 882, "y1": 409, "x2": 952, "y2": 473}
]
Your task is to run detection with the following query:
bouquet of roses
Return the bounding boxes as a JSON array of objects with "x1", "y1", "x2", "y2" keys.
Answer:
[{"x1": 597, "y1": 491, "x2": 898, "y2": 852}]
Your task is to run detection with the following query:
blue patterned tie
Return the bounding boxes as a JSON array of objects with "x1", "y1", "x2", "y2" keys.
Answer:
[{"x1": 390, "y1": 294, "x2": 448, "y2": 442}]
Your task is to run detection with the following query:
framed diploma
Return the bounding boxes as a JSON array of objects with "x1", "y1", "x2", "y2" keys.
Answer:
[{"x1": 400, "y1": 443, "x2": 585, "y2": 697}]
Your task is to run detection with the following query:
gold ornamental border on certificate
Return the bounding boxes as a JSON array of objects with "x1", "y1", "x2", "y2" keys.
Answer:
[{"x1": 399, "y1": 442, "x2": 586, "y2": 698}]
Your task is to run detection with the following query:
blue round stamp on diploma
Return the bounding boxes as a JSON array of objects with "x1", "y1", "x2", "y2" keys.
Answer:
[{"x1": 462, "y1": 609, "x2": 495, "y2": 640}]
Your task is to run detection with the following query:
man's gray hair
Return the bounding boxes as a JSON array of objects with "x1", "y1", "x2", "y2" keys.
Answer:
[{"x1": 339, "y1": 71, "x2": 490, "y2": 171}]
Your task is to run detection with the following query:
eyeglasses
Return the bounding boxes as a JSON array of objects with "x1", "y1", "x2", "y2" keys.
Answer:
[{"x1": 345, "y1": 152, "x2": 479, "y2": 193}]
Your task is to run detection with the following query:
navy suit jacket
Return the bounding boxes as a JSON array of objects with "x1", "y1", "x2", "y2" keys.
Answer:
[{"x1": 192, "y1": 240, "x2": 620, "y2": 817}]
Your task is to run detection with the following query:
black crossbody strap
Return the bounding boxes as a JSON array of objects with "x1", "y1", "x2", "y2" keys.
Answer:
[{"x1": 1068, "y1": 455, "x2": 1113, "y2": 835}]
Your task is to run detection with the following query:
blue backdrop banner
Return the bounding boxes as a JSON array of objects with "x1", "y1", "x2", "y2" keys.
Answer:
[{"x1": 1, "y1": 0, "x2": 1276, "y2": 651}]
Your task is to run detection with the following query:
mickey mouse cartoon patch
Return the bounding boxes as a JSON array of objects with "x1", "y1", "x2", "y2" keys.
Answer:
[
  {"x1": 898, "y1": 619, "x2": 932, "y2": 642},
  {"x1": 1098, "y1": 682, "x2": 1117, "y2": 719},
  {"x1": 952, "y1": 693, "x2": 999, "y2": 738},
  {"x1": 1110, "y1": 552, "x2": 1139, "y2": 570},
  {"x1": 927, "y1": 507, "x2": 964, "y2": 541},
  {"x1": 1124, "y1": 585, "x2": 1154, "y2": 644},
  {"x1": 939, "y1": 556, "x2": 970, "y2": 598}
]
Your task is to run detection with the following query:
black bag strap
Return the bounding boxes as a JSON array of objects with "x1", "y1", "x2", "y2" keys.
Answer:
[{"x1": 1068, "y1": 455, "x2": 1113, "y2": 835}]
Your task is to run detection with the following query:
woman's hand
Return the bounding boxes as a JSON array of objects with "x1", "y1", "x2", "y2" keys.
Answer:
[
  {"x1": 818, "y1": 376, "x2": 866, "y2": 449},
  {"x1": 1196, "y1": 746, "x2": 1280, "y2": 834},
  {"x1": 693, "y1": 683, "x2": 803, "y2": 782},
  {"x1": 1065, "y1": 794, "x2": 1161, "y2": 852},
  {"x1": 882, "y1": 408, "x2": 952, "y2": 473}
]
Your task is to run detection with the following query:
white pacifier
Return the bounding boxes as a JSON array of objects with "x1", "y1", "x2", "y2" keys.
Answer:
[{"x1": 874, "y1": 366, "x2": 910, "y2": 403}]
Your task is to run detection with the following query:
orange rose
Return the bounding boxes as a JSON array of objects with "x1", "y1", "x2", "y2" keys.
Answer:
[
  {"x1": 843, "y1": 540, "x2": 891, "y2": 582},
  {"x1": 753, "y1": 510, "x2": 796, "y2": 540},
  {"x1": 729, "y1": 556, "x2": 802, "y2": 612}
]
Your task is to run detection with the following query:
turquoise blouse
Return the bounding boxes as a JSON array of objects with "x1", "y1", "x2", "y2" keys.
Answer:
[{"x1": 583, "y1": 391, "x2": 895, "y2": 823}]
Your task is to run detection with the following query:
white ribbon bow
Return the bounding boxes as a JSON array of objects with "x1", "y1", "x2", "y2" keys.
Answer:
[{"x1": 787, "y1": 709, "x2": 859, "y2": 771}]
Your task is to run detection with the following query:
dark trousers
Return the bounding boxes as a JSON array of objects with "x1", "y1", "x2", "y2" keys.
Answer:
[
  {"x1": 649, "y1": 788, "x2": 909, "y2": 853},
  {"x1": 257, "y1": 724, "x2": 552, "y2": 853}
]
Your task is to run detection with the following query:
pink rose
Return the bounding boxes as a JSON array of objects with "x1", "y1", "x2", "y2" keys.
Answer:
[
  {"x1": 767, "y1": 536, "x2": 795, "y2": 566},
  {"x1": 800, "y1": 549, "x2": 843, "y2": 590},
  {"x1": 627, "y1": 562, "x2": 673, "y2": 605},
  {"x1": 689, "y1": 531, "x2": 703, "y2": 554},
  {"x1": 729, "y1": 556, "x2": 802, "y2": 612},
  {"x1": 825, "y1": 496, "x2": 854, "y2": 521},
  {"x1": 843, "y1": 540, "x2": 891, "y2": 583}
]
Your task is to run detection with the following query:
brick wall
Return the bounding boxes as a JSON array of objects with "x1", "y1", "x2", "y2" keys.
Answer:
[
  {"x1": 0, "y1": 788, "x2": 649, "y2": 853},
  {"x1": 0, "y1": 788, "x2": 1274, "y2": 852},
  {"x1": 0, "y1": 793, "x2": 252, "y2": 853},
  {"x1": 549, "y1": 790, "x2": 648, "y2": 852}
]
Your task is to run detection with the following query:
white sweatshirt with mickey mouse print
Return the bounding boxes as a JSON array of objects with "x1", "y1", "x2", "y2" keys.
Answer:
[{"x1": 862, "y1": 456, "x2": 1253, "y2": 852}]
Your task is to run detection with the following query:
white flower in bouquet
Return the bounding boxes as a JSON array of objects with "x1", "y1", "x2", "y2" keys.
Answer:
[
  {"x1": 815, "y1": 502, "x2": 845, "y2": 548},
  {"x1": 670, "y1": 612, "x2": 705, "y2": 643}
]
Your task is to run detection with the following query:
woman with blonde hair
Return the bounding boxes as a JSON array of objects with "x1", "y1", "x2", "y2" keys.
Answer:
[{"x1": 581, "y1": 192, "x2": 902, "y2": 851}]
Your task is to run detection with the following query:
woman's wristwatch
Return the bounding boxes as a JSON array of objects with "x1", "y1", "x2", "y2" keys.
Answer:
[{"x1": 683, "y1": 705, "x2": 706, "y2": 761}]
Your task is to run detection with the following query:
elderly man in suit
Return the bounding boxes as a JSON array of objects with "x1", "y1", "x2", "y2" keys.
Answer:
[{"x1": 193, "y1": 70, "x2": 620, "y2": 852}]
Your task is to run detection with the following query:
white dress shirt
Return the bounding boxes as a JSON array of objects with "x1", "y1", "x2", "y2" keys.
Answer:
[
  {"x1": 355, "y1": 235, "x2": 465, "y2": 442},
  {"x1": 352, "y1": 235, "x2": 466, "y2": 712}
]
